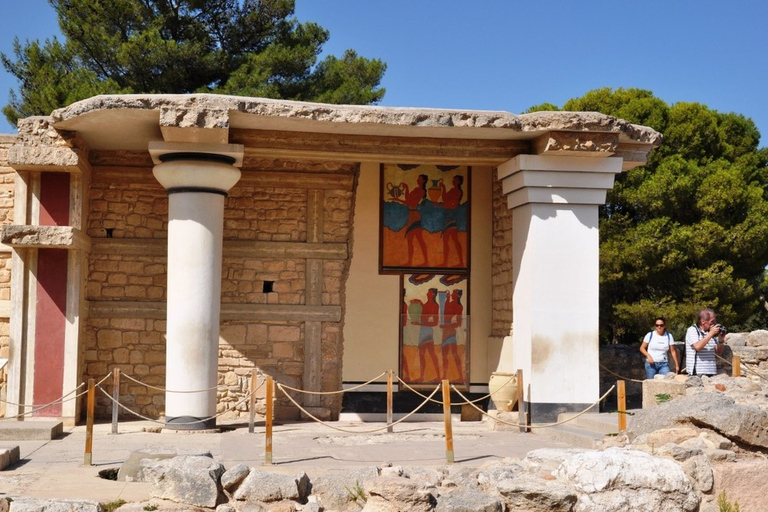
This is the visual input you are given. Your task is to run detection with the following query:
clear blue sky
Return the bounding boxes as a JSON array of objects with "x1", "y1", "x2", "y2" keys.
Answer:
[{"x1": 1, "y1": 0, "x2": 765, "y2": 147}]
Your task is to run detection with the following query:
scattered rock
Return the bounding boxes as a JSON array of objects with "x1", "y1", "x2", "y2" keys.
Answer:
[
  {"x1": 143, "y1": 455, "x2": 224, "y2": 508},
  {"x1": 8, "y1": 497, "x2": 103, "y2": 512},
  {"x1": 233, "y1": 469, "x2": 310, "y2": 503},
  {"x1": 557, "y1": 448, "x2": 699, "y2": 511}
]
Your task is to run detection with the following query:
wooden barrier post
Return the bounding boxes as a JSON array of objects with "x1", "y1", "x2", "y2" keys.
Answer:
[
  {"x1": 617, "y1": 380, "x2": 627, "y2": 432},
  {"x1": 265, "y1": 376, "x2": 274, "y2": 465},
  {"x1": 733, "y1": 356, "x2": 741, "y2": 377},
  {"x1": 516, "y1": 369, "x2": 526, "y2": 433},
  {"x1": 84, "y1": 378, "x2": 95, "y2": 466},
  {"x1": 386, "y1": 370, "x2": 393, "y2": 433},
  {"x1": 111, "y1": 369, "x2": 120, "y2": 435},
  {"x1": 442, "y1": 380, "x2": 454, "y2": 464},
  {"x1": 249, "y1": 369, "x2": 257, "y2": 434}
]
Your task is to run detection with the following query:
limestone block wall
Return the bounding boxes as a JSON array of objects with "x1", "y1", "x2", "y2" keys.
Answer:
[
  {"x1": 0, "y1": 135, "x2": 15, "y2": 413},
  {"x1": 84, "y1": 159, "x2": 356, "y2": 420},
  {"x1": 491, "y1": 177, "x2": 513, "y2": 337}
]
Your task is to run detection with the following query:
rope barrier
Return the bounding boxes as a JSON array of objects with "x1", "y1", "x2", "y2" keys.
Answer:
[
  {"x1": 97, "y1": 382, "x2": 263, "y2": 427},
  {"x1": 599, "y1": 364, "x2": 644, "y2": 384},
  {"x1": 715, "y1": 352, "x2": 768, "y2": 384},
  {"x1": 276, "y1": 382, "x2": 442, "y2": 434},
  {"x1": 396, "y1": 372, "x2": 518, "y2": 406},
  {"x1": 278, "y1": 371, "x2": 388, "y2": 395},
  {"x1": 0, "y1": 382, "x2": 88, "y2": 421},
  {"x1": 451, "y1": 384, "x2": 617, "y2": 430},
  {"x1": 121, "y1": 372, "x2": 224, "y2": 393}
]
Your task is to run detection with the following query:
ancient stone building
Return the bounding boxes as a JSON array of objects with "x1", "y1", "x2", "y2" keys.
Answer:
[{"x1": 0, "y1": 95, "x2": 660, "y2": 427}]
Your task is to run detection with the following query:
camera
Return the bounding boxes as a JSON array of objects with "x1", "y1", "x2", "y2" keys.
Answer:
[{"x1": 714, "y1": 324, "x2": 728, "y2": 335}]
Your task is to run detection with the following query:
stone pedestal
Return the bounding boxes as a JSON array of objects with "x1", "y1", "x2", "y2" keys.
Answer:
[
  {"x1": 150, "y1": 142, "x2": 243, "y2": 430},
  {"x1": 642, "y1": 375, "x2": 687, "y2": 409}
]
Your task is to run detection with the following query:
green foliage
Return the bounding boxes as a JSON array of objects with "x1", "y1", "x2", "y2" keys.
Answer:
[
  {"x1": 717, "y1": 490, "x2": 741, "y2": 512},
  {"x1": 143, "y1": 505, "x2": 158, "y2": 511},
  {"x1": 655, "y1": 393, "x2": 672, "y2": 404},
  {"x1": 537, "y1": 88, "x2": 768, "y2": 344},
  {"x1": 101, "y1": 499, "x2": 126, "y2": 512},
  {"x1": 345, "y1": 480, "x2": 367, "y2": 506},
  {"x1": 1, "y1": 0, "x2": 386, "y2": 125}
]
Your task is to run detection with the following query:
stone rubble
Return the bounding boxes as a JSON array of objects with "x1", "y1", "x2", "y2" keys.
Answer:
[{"x1": 12, "y1": 330, "x2": 768, "y2": 511}]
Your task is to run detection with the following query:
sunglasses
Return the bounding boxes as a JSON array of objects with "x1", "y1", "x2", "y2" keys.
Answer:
[{"x1": 654, "y1": 324, "x2": 665, "y2": 327}]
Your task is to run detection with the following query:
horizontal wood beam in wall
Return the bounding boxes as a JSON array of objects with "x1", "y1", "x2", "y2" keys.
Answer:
[
  {"x1": 225, "y1": 240, "x2": 347, "y2": 260},
  {"x1": 231, "y1": 129, "x2": 530, "y2": 165},
  {"x1": 91, "y1": 238, "x2": 347, "y2": 259},
  {"x1": 1, "y1": 225, "x2": 91, "y2": 251},
  {"x1": 89, "y1": 167, "x2": 354, "y2": 190},
  {"x1": 88, "y1": 300, "x2": 341, "y2": 322},
  {"x1": 237, "y1": 170, "x2": 354, "y2": 190}
]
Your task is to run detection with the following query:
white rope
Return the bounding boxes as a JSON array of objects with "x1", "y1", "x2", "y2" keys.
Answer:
[
  {"x1": 451, "y1": 383, "x2": 617, "y2": 430},
  {"x1": 715, "y1": 352, "x2": 768, "y2": 383},
  {"x1": 97, "y1": 382, "x2": 263, "y2": 426},
  {"x1": 277, "y1": 382, "x2": 442, "y2": 434},
  {"x1": 397, "y1": 372, "x2": 518, "y2": 405},
  {"x1": 599, "y1": 364, "x2": 644, "y2": 383},
  {"x1": 0, "y1": 382, "x2": 88, "y2": 421},
  {"x1": 121, "y1": 372, "x2": 224, "y2": 393},
  {"x1": 280, "y1": 371, "x2": 388, "y2": 395}
]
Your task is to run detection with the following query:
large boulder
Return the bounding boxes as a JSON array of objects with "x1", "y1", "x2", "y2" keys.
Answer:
[
  {"x1": 310, "y1": 467, "x2": 380, "y2": 511},
  {"x1": 435, "y1": 487, "x2": 503, "y2": 512},
  {"x1": 627, "y1": 392, "x2": 768, "y2": 449},
  {"x1": 556, "y1": 448, "x2": 699, "y2": 512},
  {"x1": 362, "y1": 475, "x2": 436, "y2": 512},
  {"x1": 142, "y1": 455, "x2": 223, "y2": 508},
  {"x1": 232, "y1": 469, "x2": 310, "y2": 503}
]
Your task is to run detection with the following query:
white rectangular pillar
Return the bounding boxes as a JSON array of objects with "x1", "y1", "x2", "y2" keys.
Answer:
[{"x1": 499, "y1": 154, "x2": 623, "y2": 421}]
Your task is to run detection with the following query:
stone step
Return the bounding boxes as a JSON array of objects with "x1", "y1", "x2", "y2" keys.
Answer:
[
  {"x1": 556, "y1": 411, "x2": 634, "y2": 435},
  {"x1": 530, "y1": 411, "x2": 638, "y2": 448},
  {"x1": 531, "y1": 423, "x2": 606, "y2": 449},
  {"x1": 0, "y1": 445, "x2": 20, "y2": 470},
  {"x1": 0, "y1": 420, "x2": 63, "y2": 441}
]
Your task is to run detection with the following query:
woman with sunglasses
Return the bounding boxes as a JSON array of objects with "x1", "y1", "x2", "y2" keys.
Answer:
[{"x1": 639, "y1": 317, "x2": 680, "y2": 379}]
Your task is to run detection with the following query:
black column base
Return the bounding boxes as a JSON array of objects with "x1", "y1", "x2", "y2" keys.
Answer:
[
  {"x1": 527, "y1": 402, "x2": 592, "y2": 423},
  {"x1": 164, "y1": 416, "x2": 217, "y2": 431}
]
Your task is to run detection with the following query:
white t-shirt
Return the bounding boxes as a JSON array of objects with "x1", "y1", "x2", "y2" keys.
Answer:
[{"x1": 643, "y1": 331, "x2": 674, "y2": 363}]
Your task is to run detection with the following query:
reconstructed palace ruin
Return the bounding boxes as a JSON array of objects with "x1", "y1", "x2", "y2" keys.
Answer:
[{"x1": 0, "y1": 94, "x2": 660, "y2": 427}]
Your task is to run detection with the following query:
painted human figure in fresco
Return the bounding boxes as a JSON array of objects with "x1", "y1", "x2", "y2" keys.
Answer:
[
  {"x1": 401, "y1": 297, "x2": 412, "y2": 381},
  {"x1": 409, "y1": 287, "x2": 440, "y2": 381},
  {"x1": 439, "y1": 175, "x2": 464, "y2": 267},
  {"x1": 391, "y1": 174, "x2": 429, "y2": 266},
  {"x1": 440, "y1": 289, "x2": 464, "y2": 381}
]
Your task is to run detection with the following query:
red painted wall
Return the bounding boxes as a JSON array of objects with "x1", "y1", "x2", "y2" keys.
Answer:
[{"x1": 33, "y1": 173, "x2": 70, "y2": 416}]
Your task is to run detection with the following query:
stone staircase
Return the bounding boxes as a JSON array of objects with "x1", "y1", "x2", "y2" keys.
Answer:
[
  {"x1": 0, "y1": 420, "x2": 63, "y2": 441},
  {"x1": 0, "y1": 420, "x2": 63, "y2": 470},
  {"x1": 531, "y1": 411, "x2": 634, "y2": 449}
]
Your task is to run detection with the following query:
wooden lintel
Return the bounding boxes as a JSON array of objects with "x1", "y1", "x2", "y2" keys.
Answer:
[
  {"x1": 88, "y1": 300, "x2": 341, "y2": 322},
  {"x1": 1, "y1": 225, "x2": 91, "y2": 251},
  {"x1": 232, "y1": 128, "x2": 529, "y2": 165}
]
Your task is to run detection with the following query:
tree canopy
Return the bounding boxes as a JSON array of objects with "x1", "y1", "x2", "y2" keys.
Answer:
[
  {"x1": 529, "y1": 88, "x2": 768, "y2": 343},
  {"x1": 1, "y1": 0, "x2": 387, "y2": 125}
]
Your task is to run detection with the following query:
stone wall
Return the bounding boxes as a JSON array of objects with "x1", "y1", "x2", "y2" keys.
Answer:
[
  {"x1": 0, "y1": 135, "x2": 15, "y2": 414},
  {"x1": 85, "y1": 159, "x2": 356, "y2": 420},
  {"x1": 491, "y1": 175, "x2": 513, "y2": 337}
]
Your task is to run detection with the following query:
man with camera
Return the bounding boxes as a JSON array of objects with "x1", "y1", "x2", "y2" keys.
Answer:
[{"x1": 685, "y1": 308, "x2": 727, "y2": 376}]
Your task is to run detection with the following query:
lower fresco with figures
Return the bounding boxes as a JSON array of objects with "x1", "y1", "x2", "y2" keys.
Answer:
[{"x1": 400, "y1": 273, "x2": 469, "y2": 389}]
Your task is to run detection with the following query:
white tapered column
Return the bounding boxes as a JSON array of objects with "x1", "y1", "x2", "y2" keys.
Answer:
[{"x1": 150, "y1": 142, "x2": 243, "y2": 430}]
